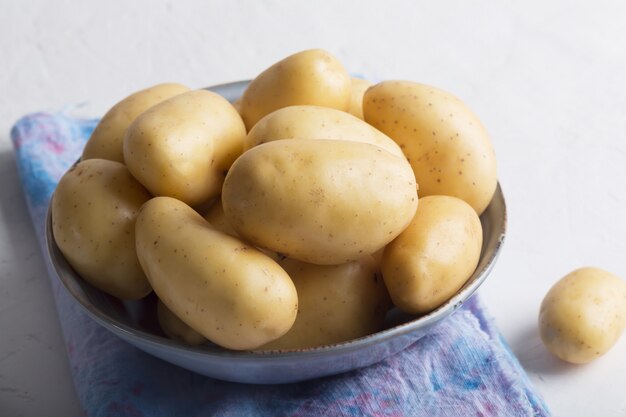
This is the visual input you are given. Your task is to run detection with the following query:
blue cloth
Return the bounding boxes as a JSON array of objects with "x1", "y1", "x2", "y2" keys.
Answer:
[{"x1": 11, "y1": 111, "x2": 550, "y2": 417}]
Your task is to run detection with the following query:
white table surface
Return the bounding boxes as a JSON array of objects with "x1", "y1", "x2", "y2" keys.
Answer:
[{"x1": 2, "y1": 1, "x2": 626, "y2": 416}]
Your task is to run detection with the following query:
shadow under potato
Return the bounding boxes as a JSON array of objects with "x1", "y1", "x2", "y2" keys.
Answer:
[{"x1": 506, "y1": 319, "x2": 579, "y2": 377}]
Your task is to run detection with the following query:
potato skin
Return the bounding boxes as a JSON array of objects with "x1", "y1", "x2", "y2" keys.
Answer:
[
  {"x1": 157, "y1": 299, "x2": 206, "y2": 346},
  {"x1": 240, "y1": 49, "x2": 351, "y2": 130},
  {"x1": 51, "y1": 159, "x2": 152, "y2": 299},
  {"x1": 260, "y1": 256, "x2": 390, "y2": 350},
  {"x1": 124, "y1": 89, "x2": 245, "y2": 206},
  {"x1": 203, "y1": 198, "x2": 239, "y2": 237},
  {"x1": 364, "y1": 80, "x2": 497, "y2": 215},
  {"x1": 347, "y1": 77, "x2": 373, "y2": 120},
  {"x1": 539, "y1": 267, "x2": 626, "y2": 364},
  {"x1": 203, "y1": 199, "x2": 283, "y2": 262},
  {"x1": 82, "y1": 83, "x2": 189, "y2": 163},
  {"x1": 231, "y1": 98, "x2": 243, "y2": 117},
  {"x1": 381, "y1": 195, "x2": 482, "y2": 314},
  {"x1": 135, "y1": 196, "x2": 298, "y2": 350},
  {"x1": 222, "y1": 139, "x2": 418, "y2": 265},
  {"x1": 244, "y1": 105, "x2": 404, "y2": 157}
]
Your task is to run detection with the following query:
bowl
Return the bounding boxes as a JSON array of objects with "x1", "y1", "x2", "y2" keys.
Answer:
[{"x1": 44, "y1": 80, "x2": 507, "y2": 384}]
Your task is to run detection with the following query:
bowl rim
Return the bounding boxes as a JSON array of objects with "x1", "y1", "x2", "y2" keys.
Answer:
[{"x1": 45, "y1": 79, "x2": 507, "y2": 360}]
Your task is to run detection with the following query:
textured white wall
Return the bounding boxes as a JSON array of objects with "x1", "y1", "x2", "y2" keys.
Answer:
[{"x1": 6, "y1": 1, "x2": 618, "y2": 131}]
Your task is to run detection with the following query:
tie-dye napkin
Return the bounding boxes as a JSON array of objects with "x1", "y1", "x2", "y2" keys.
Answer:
[{"x1": 11, "y1": 111, "x2": 550, "y2": 417}]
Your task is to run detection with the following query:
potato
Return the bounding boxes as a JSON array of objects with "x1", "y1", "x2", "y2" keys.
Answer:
[
  {"x1": 157, "y1": 299, "x2": 206, "y2": 346},
  {"x1": 82, "y1": 83, "x2": 189, "y2": 163},
  {"x1": 243, "y1": 105, "x2": 404, "y2": 157},
  {"x1": 203, "y1": 198, "x2": 239, "y2": 237},
  {"x1": 239, "y1": 49, "x2": 351, "y2": 130},
  {"x1": 231, "y1": 97, "x2": 243, "y2": 117},
  {"x1": 364, "y1": 80, "x2": 497, "y2": 214},
  {"x1": 124, "y1": 89, "x2": 246, "y2": 206},
  {"x1": 51, "y1": 159, "x2": 152, "y2": 299},
  {"x1": 203, "y1": 199, "x2": 284, "y2": 262},
  {"x1": 222, "y1": 139, "x2": 418, "y2": 265},
  {"x1": 539, "y1": 267, "x2": 626, "y2": 364},
  {"x1": 347, "y1": 77, "x2": 373, "y2": 119},
  {"x1": 135, "y1": 196, "x2": 298, "y2": 350},
  {"x1": 381, "y1": 195, "x2": 482, "y2": 314},
  {"x1": 260, "y1": 256, "x2": 390, "y2": 350}
]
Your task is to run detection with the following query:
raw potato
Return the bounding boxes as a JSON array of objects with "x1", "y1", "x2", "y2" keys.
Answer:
[
  {"x1": 222, "y1": 139, "x2": 418, "y2": 265},
  {"x1": 203, "y1": 198, "x2": 239, "y2": 237},
  {"x1": 124, "y1": 89, "x2": 246, "y2": 206},
  {"x1": 82, "y1": 83, "x2": 190, "y2": 163},
  {"x1": 243, "y1": 105, "x2": 404, "y2": 157},
  {"x1": 157, "y1": 299, "x2": 206, "y2": 346},
  {"x1": 260, "y1": 256, "x2": 390, "y2": 350},
  {"x1": 231, "y1": 97, "x2": 243, "y2": 116},
  {"x1": 203, "y1": 199, "x2": 283, "y2": 262},
  {"x1": 539, "y1": 267, "x2": 626, "y2": 364},
  {"x1": 135, "y1": 196, "x2": 298, "y2": 350},
  {"x1": 347, "y1": 77, "x2": 373, "y2": 119},
  {"x1": 382, "y1": 195, "x2": 482, "y2": 314},
  {"x1": 364, "y1": 80, "x2": 497, "y2": 215},
  {"x1": 52, "y1": 159, "x2": 152, "y2": 299},
  {"x1": 239, "y1": 49, "x2": 351, "y2": 130}
]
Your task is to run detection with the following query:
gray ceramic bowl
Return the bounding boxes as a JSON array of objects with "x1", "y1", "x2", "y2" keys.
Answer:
[{"x1": 44, "y1": 80, "x2": 507, "y2": 384}]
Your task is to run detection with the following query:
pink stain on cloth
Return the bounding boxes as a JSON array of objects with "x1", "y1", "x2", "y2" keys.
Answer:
[{"x1": 10, "y1": 111, "x2": 550, "y2": 417}]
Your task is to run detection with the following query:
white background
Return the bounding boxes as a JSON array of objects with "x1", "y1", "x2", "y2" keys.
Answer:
[{"x1": 2, "y1": 1, "x2": 626, "y2": 416}]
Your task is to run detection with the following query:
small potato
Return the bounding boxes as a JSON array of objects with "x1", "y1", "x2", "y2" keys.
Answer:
[
  {"x1": 157, "y1": 299, "x2": 206, "y2": 346},
  {"x1": 135, "y1": 196, "x2": 298, "y2": 350},
  {"x1": 82, "y1": 83, "x2": 190, "y2": 163},
  {"x1": 52, "y1": 159, "x2": 152, "y2": 299},
  {"x1": 124, "y1": 89, "x2": 246, "y2": 206},
  {"x1": 203, "y1": 198, "x2": 239, "y2": 237},
  {"x1": 222, "y1": 139, "x2": 418, "y2": 265},
  {"x1": 382, "y1": 195, "x2": 482, "y2": 314},
  {"x1": 260, "y1": 256, "x2": 390, "y2": 350},
  {"x1": 243, "y1": 105, "x2": 404, "y2": 157},
  {"x1": 539, "y1": 267, "x2": 626, "y2": 364},
  {"x1": 203, "y1": 199, "x2": 283, "y2": 262},
  {"x1": 347, "y1": 77, "x2": 373, "y2": 119},
  {"x1": 239, "y1": 49, "x2": 351, "y2": 130},
  {"x1": 364, "y1": 80, "x2": 497, "y2": 215},
  {"x1": 231, "y1": 98, "x2": 243, "y2": 117}
]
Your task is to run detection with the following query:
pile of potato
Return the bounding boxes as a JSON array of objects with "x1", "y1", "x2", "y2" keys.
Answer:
[{"x1": 51, "y1": 49, "x2": 498, "y2": 351}]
